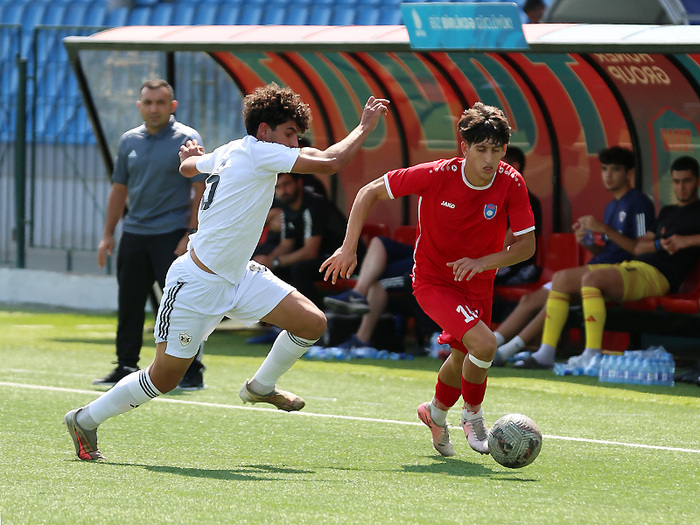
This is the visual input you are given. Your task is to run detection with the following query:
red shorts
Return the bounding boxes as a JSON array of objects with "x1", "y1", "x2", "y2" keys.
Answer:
[{"x1": 414, "y1": 282, "x2": 492, "y2": 353}]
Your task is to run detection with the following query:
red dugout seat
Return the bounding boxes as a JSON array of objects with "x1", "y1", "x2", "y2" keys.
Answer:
[
  {"x1": 393, "y1": 225, "x2": 417, "y2": 246},
  {"x1": 658, "y1": 261, "x2": 700, "y2": 314},
  {"x1": 495, "y1": 233, "x2": 580, "y2": 302}
]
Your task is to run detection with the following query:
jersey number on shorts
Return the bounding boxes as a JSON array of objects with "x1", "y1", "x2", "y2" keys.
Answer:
[
  {"x1": 201, "y1": 174, "x2": 220, "y2": 210},
  {"x1": 456, "y1": 304, "x2": 478, "y2": 324}
]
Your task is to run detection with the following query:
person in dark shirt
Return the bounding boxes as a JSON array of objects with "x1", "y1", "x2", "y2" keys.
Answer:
[
  {"x1": 255, "y1": 172, "x2": 363, "y2": 307},
  {"x1": 495, "y1": 145, "x2": 543, "y2": 285},
  {"x1": 533, "y1": 155, "x2": 700, "y2": 371},
  {"x1": 507, "y1": 146, "x2": 655, "y2": 368}
]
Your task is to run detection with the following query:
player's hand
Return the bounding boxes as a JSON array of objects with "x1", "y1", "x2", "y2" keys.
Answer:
[
  {"x1": 179, "y1": 139, "x2": 205, "y2": 162},
  {"x1": 360, "y1": 96, "x2": 390, "y2": 132},
  {"x1": 320, "y1": 247, "x2": 358, "y2": 284},
  {"x1": 660, "y1": 234, "x2": 686, "y2": 255},
  {"x1": 577, "y1": 215, "x2": 605, "y2": 233},
  {"x1": 97, "y1": 236, "x2": 114, "y2": 269},
  {"x1": 447, "y1": 257, "x2": 484, "y2": 281},
  {"x1": 572, "y1": 220, "x2": 586, "y2": 243}
]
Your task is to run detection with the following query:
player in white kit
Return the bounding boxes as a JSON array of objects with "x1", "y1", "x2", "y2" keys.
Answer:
[{"x1": 64, "y1": 83, "x2": 389, "y2": 460}]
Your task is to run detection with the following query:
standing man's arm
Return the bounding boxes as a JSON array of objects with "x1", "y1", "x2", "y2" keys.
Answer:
[
  {"x1": 97, "y1": 182, "x2": 128, "y2": 269},
  {"x1": 175, "y1": 180, "x2": 205, "y2": 256}
]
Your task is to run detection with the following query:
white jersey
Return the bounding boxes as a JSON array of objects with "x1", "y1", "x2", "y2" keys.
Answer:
[{"x1": 191, "y1": 135, "x2": 299, "y2": 284}]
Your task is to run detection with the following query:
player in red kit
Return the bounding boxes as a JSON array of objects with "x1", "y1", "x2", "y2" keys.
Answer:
[{"x1": 321, "y1": 102, "x2": 536, "y2": 456}]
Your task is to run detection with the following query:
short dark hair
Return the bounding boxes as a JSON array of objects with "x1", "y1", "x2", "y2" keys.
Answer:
[
  {"x1": 243, "y1": 82, "x2": 312, "y2": 137},
  {"x1": 671, "y1": 155, "x2": 700, "y2": 177},
  {"x1": 524, "y1": 0, "x2": 545, "y2": 13},
  {"x1": 277, "y1": 172, "x2": 302, "y2": 182},
  {"x1": 140, "y1": 79, "x2": 174, "y2": 101},
  {"x1": 598, "y1": 146, "x2": 635, "y2": 170},
  {"x1": 503, "y1": 145, "x2": 526, "y2": 172},
  {"x1": 458, "y1": 102, "x2": 511, "y2": 146}
]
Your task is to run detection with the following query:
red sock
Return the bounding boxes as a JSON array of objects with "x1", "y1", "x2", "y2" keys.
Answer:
[
  {"x1": 461, "y1": 376, "x2": 487, "y2": 409},
  {"x1": 434, "y1": 376, "x2": 461, "y2": 410}
]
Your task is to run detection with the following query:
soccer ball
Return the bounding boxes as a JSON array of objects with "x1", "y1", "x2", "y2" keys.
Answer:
[{"x1": 487, "y1": 413, "x2": 542, "y2": 468}]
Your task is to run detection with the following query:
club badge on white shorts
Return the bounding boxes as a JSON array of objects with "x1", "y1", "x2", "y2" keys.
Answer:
[{"x1": 179, "y1": 331, "x2": 192, "y2": 347}]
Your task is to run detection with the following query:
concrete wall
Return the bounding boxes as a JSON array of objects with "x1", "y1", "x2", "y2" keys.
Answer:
[{"x1": 0, "y1": 268, "x2": 117, "y2": 312}]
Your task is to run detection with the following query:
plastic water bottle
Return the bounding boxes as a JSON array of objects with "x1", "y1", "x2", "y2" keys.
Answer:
[
  {"x1": 330, "y1": 347, "x2": 350, "y2": 360},
  {"x1": 582, "y1": 229, "x2": 595, "y2": 246},
  {"x1": 629, "y1": 357, "x2": 644, "y2": 385},
  {"x1": 641, "y1": 359, "x2": 654, "y2": 385},
  {"x1": 609, "y1": 355, "x2": 621, "y2": 383},
  {"x1": 598, "y1": 354, "x2": 610, "y2": 382},
  {"x1": 352, "y1": 346, "x2": 378, "y2": 359},
  {"x1": 429, "y1": 332, "x2": 449, "y2": 359},
  {"x1": 584, "y1": 353, "x2": 603, "y2": 377},
  {"x1": 618, "y1": 355, "x2": 631, "y2": 383},
  {"x1": 659, "y1": 358, "x2": 674, "y2": 387}
]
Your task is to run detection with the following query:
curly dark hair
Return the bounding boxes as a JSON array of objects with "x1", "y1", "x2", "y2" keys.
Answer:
[
  {"x1": 243, "y1": 82, "x2": 312, "y2": 137},
  {"x1": 458, "y1": 102, "x2": 511, "y2": 147}
]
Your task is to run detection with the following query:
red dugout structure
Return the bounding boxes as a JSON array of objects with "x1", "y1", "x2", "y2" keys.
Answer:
[{"x1": 64, "y1": 23, "x2": 700, "y2": 243}]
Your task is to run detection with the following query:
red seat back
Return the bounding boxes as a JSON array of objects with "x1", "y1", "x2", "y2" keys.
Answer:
[
  {"x1": 393, "y1": 225, "x2": 417, "y2": 246},
  {"x1": 540, "y1": 233, "x2": 580, "y2": 281},
  {"x1": 361, "y1": 223, "x2": 391, "y2": 246}
]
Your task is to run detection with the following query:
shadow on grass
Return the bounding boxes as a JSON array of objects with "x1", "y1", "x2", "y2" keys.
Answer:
[
  {"x1": 53, "y1": 337, "x2": 114, "y2": 347},
  {"x1": 106, "y1": 462, "x2": 314, "y2": 481},
  {"x1": 402, "y1": 456, "x2": 537, "y2": 480}
]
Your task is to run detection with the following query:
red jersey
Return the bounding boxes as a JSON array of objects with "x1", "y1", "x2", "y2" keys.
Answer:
[{"x1": 384, "y1": 157, "x2": 535, "y2": 299}]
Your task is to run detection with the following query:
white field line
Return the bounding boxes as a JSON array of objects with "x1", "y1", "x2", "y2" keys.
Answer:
[{"x1": 2, "y1": 380, "x2": 699, "y2": 455}]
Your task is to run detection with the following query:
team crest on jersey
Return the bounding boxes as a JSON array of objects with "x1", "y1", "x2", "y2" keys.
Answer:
[
  {"x1": 484, "y1": 204, "x2": 497, "y2": 220},
  {"x1": 179, "y1": 331, "x2": 192, "y2": 347}
]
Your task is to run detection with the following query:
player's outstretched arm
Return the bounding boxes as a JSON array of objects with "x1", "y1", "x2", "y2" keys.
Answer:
[
  {"x1": 320, "y1": 177, "x2": 390, "y2": 283},
  {"x1": 292, "y1": 96, "x2": 389, "y2": 176}
]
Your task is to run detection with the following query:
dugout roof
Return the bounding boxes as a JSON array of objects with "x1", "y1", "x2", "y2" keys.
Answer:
[{"x1": 64, "y1": 23, "x2": 700, "y2": 233}]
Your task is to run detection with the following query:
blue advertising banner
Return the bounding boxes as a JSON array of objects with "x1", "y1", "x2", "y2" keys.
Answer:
[{"x1": 401, "y1": 2, "x2": 528, "y2": 51}]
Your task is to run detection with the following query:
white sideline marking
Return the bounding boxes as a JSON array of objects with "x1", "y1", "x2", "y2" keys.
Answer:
[{"x1": 2, "y1": 381, "x2": 699, "y2": 455}]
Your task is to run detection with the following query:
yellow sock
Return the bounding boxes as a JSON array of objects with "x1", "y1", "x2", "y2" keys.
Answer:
[
  {"x1": 541, "y1": 291, "x2": 570, "y2": 348},
  {"x1": 582, "y1": 286, "x2": 606, "y2": 350}
]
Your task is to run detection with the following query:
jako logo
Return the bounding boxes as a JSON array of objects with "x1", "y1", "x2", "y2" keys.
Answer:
[{"x1": 441, "y1": 201, "x2": 455, "y2": 209}]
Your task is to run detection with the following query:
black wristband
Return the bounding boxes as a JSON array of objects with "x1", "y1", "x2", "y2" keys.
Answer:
[{"x1": 188, "y1": 228, "x2": 198, "y2": 235}]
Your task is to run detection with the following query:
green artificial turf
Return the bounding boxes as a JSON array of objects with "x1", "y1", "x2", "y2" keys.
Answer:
[{"x1": 0, "y1": 308, "x2": 698, "y2": 524}]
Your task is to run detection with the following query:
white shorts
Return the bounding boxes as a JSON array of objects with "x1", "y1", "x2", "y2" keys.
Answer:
[{"x1": 154, "y1": 252, "x2": 295, "y2": 359}]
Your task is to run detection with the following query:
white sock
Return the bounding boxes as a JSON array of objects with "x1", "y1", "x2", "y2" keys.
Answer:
[
  {"x1": 429, "y1": 402, "x2": 448, "y2": 427},
  {"x1": 530, "y1": 344, "x2": 557, "y2": 366},
  {"x1": 493, "y1": 331, "x2": 506, "y2": 347},
  {"x1": 498, "y1": 335, "x2": 526, "y2": 359},
  {"x1": 462, "y1": 407, "x2": 484, "y2": 421},
  {"x1": 250, "y1": 330, "x2": 317, "y2": 393},
  {"x1": 81, "y1": 368, "x2": 161, "y2": 428}
]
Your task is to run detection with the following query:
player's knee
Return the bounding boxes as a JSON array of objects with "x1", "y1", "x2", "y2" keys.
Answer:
[
  {"x1": 466, "y1": 332, "x2": 497, "y2": 362},
  {"x1": 296, "y1": 309, "x2": 327, "y2": 341},
  {"x1": 581, "y1": 270, "x2": 608, "y2": 292}
]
